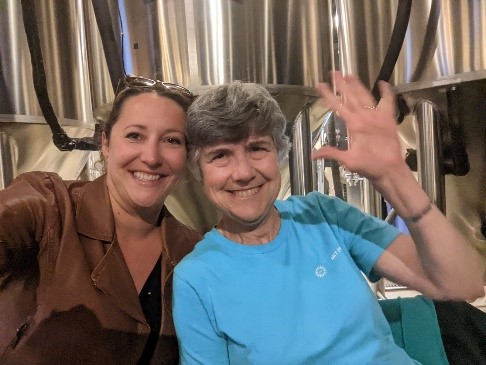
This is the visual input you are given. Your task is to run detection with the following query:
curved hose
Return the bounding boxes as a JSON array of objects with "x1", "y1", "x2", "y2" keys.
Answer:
[
  {"x1": 366, "y1": 0, "x2": 413, "y2": 219},
  {"x1": 410, "y1": 0, "x2": 441, "y2": 82},
  {"x1": 371, "y1": 0, "x2": 413, "y2": 101},
  {"x1": 21, "y1": 0, "x2": 99, "y2": 151},
  {"x1": 91, "y1": 0, "x2": 125, "y2": 92}
]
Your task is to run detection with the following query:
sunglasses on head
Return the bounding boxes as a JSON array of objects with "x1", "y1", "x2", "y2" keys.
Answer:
[{"x1": 115, "y1": 76, "x2": 193, "y2": 99}]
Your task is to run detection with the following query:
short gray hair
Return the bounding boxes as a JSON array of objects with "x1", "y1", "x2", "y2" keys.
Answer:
[{"x1": 186, "y1": 81, "x2": 291, "y2": 180}]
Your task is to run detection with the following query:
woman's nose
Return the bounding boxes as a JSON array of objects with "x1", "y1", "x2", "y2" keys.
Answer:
[
  {"x1": 232, "y1": 154, "x2": 255, "y2": 181},
  {"x1": 140, "y1": 141, "x2": 163, "y2": 167}
]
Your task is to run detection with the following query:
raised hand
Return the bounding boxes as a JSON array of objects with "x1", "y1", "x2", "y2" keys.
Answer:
[{"x1": 311, "y1": 72, "x2": 407, "y2": 185}]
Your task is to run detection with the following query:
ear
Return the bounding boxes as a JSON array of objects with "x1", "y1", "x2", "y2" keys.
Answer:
[{"x1": 101, "y1": 131, "x2": 109, "y2": 158}]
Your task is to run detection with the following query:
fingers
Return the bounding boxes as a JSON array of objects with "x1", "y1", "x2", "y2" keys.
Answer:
[
  {"x1": 317, "y1": 72, "x2": 377, "y2": 116},
  {"x1": 315, "y1": 82, "x2": 342, "y2": 111},
  {"x1": 328, "y1": 72, "x2": 376, "y2": 110},
  {"x1": 315, "y1": 84, "x2": 356, "y2": 129},
  {"x1": 336, "y1": 74, "x2": 377, "y2": 112},
  {"x1": 311, "y1": 146, "x2": 346, "y2": 165},
  {"x1": 377, "y1": 80, "x2": 396, "y2": 116},
  {"x1": 317, "y1": 72, "x2": 397, "y2": 126}
]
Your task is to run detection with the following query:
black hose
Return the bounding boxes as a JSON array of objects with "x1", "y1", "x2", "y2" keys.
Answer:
[
  {"x1": 371, "y1": 0, "x2": 413, "y2": 101},
  {"x1": 20, "y1": 0, "x2": 99, "y2": 151},
  {"x1": 410, "y1": 0, "x2": 441, "y2": 82},
  {"x1": 91, "y1": 0, "x2": 125, "y2": 92},
  {"x1": 369, "y1": 0, "x2": 413, "y2": 219}
]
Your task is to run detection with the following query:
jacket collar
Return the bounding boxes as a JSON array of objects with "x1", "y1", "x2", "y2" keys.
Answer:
[
  {"x1": 73, "y1": 175, "x2": 143, "y2": 322},
  {"x1": 75, "y1": 174, "x2": 116, "y2": 242},
  {"x1": 74, "y1": 175, "x2": 178, "y2": 260},
  {"x1": 73, "y1": 174, "x2": 200, "y2": 331}
]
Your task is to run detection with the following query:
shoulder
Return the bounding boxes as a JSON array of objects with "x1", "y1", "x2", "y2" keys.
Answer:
[
  {"x1": 174, "y1": 232, "x2": 221, "y2": 280},
  {"x1": 2, "y1": 172, "x2": 74, "y2": 202},
  {"x1": 9, "y1": 171, "x2": 90, "y2": 197},
  {"x1": 277, "y1": 191, "x2": 343, "y2": 210},
  {"x1": 9, "y1": 171, "x2": 62, "y2": 187},
  {"x1": 276, "y1": 191, "x2": 353, "y2": 224},
  {"x1": 163, "y1": 209, "x2": 203, "y2": 242},
  {"x1": 162, "y1": 208, "x2": 204, "y2": 263}
]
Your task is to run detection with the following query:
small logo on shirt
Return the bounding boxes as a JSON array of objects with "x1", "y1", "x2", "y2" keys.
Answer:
[
  {"x1": 331, "y1": 246, "x2": 342, "y2": 261},
  {"x1": 315, "y1": 265, "x2": 327, "y2": 278}
]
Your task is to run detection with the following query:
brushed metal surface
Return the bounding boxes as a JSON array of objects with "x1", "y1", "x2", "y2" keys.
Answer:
[
  {"x1": 0, "y1": 131, "x2": 16, "y2": 189},
  {"x1": 0, "y1": 0, "x2": 484, "y2": 254}
]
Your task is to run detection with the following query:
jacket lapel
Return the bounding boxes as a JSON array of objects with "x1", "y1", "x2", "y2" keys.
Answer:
[
  {"x1": 159, "y1": 209, "x2": 201, "y2": 334},
  {"x1": 75, "y1": 175, "x2": 146, "y2": 323},
  {"x1": 91, "y1": 241, "x2": 146, "y2": 323}
]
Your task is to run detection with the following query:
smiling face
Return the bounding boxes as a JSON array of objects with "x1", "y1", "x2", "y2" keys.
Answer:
[
  {"x1": 199, "y1": 133, "x2": 281, "y2": 232},
  {"x1": 101, "y1": 92, "x2": 187, "y2": 216}
]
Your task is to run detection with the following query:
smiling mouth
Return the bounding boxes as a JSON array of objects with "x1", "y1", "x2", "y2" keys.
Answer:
[
  {"x1": 133, "y1": 172, "x2": 162, "y2": 181},
  {"x1": 232, "y1": 186, "x2": 260, "y2": 198}
]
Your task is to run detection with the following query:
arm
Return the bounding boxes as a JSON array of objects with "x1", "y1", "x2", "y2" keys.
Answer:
[
  {"x1": 172, "y1": 274, "x2": 229, "y2": 365},
  {"x1": 0, "y1": 172, "x2": 50, "y2": 273},
  {"x1": 312, "y1": 72, "x2": 484, "y2": 301}
]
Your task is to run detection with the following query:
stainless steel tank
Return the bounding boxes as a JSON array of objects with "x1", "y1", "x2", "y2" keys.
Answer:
[
  {"x1": 0, "y1": 0, "x2": 485, "y2": 263},
  {"x1": 328, "y1": 0, "x2": 486, "y2": 262},
  {"x1": 0, "y1": 0, "x2": 332, "y2": 232}
]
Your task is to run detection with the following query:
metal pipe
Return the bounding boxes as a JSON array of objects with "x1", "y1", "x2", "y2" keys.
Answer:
[
  {"x1": 0, "y1": 132, "x2": 16, "y2": 189},
  {"x1": 289, "y1": 105, "x2": 313, "y2": 196},
  {"x1": 414, "y1": 99, "x2": 445, "y2": 211}
]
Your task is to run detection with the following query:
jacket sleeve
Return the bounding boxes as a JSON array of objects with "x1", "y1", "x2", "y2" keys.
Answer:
[
  {"x1": 173, "y1": 273, "x2": 229, "y2": 365},
  {"x1": 0, "y1": 172, "x2": 57, "y2": 274}
]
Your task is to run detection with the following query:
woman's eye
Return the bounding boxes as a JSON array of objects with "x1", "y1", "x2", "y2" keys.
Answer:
[
  {"x1": 166, "y1": 137, "x2": 183, "y2": 145},
  {"x1": 210, "y1": 152, "x2": 231, "y2": 166},
  {"x1": 212, "y1": 152, "x2": 225, "y2": 161},
  {"x1": 126, "y1": 132, "x2": 141, "y2": 140},
  {"x1": 250, "y1": 146, "x2": 268, "y2": 158}
]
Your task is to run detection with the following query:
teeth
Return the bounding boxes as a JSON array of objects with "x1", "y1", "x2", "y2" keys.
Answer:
[
  {"x1": 133, "y1": 172, "x2": 161, "y2": 181},
  {"x1": 233, "y1": 187, "x2": 259, "y2": 198}
]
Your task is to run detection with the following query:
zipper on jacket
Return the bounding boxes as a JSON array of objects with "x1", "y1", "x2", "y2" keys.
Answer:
[
  {"x1": 93, "y1": 282, "x2": 105, "y2": 293},
  {"x1": 10, "y1": 321, "x2": 30, "y2": 348},
  {"x1": 1, "y1": 318, "x2": 31, "y2": 361}
]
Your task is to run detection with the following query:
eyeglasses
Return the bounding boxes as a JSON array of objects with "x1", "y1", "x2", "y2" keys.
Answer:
[{"x1": 115, "y1": 76, "x2": 194, "y2": 99}]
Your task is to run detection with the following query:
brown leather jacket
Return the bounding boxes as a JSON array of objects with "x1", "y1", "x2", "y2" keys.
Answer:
[{"x1": 0, "y1": 172, "x2": 202, "y2": 365}]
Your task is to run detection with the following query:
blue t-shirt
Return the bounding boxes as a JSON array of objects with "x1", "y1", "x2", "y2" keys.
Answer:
[{"x1": 173, "y1": 192, "x2": 420, "y2": 365}]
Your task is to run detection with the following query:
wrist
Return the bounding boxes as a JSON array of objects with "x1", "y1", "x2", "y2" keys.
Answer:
[{"x1": 402, "y1": 200, "x2": 433, "y2": 223}]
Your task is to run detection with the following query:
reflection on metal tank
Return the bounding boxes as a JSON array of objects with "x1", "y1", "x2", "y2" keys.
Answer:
[
  {"x1": 119, "y1": 0, "x2": 332, "y2": 87},
  {"x1": 0, "y1": 0, "x2": 95, "y2": 120},
  {"x1": 331, "y1": 0, "x2": 486, "y2": 87},
  {"x1": 0, "y1": 0, "x2": 105, "y2": 183},
  {"x1": 0, "y1": 131, "x2": 16, "y2": 189},
  {"x1": 119, "y1": 0, "x2": 334, "y2": 231},
  {"x1": 0, "y1": 0, "x2": 333, "y2": 232},
  {"x1": 0, "y1": 0, "x2": 485, "y2": 257},
  {"x1": 327, "y1": 0, "x2": 486, "y2": 259}
]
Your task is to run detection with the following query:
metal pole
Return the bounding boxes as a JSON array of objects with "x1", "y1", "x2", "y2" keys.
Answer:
[
  {"x1": 414, "y1": 99, "x2": 445, "y2": 211},
  {"x1": 289, "y1": 105, "x2": 313, "y2": 196},
  {"x1": 0, "y1": 132, "x2": 16, "y2": 189}
]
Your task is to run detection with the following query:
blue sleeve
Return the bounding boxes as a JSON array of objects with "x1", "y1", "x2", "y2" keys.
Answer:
[
  {"x1": 333, "y1": 196, "x2": 400, "y2": 281},
  {"x1": 312, "y1": 193, "x2": 400, "y2": 282},
  {"x1": 173, "y1": 273, "x2": 229, "y2": 365}
]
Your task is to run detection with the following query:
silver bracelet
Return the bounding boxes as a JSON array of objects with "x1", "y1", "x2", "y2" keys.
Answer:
[{"x1": 405, "y1": 201, "x2": 433, "y2": 223}]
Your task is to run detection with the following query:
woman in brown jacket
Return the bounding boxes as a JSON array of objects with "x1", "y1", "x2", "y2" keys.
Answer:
[{"x1": 0, "y1": 77, "x2": 202, "y2": 365}]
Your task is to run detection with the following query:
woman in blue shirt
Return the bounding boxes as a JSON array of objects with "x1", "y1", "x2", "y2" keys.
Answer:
[{"x1": 173, "y1": 72, "x2": 484, "y2": 364}]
